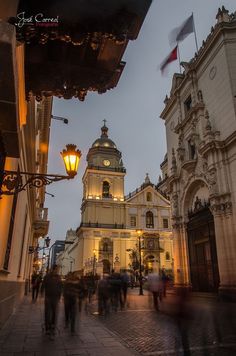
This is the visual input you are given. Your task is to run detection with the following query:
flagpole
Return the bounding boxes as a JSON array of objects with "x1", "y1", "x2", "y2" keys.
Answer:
[
  {"x1": 192, "y1": 12, "x2": 199, "y2": 53},
  {"x1": 177, "y1": 44, "x2": 182, "y2": 74}
]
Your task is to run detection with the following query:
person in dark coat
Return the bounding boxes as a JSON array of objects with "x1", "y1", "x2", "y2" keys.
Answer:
[
  {"x1": 98, "y1": 274, "x2": 110, "y2": 316},
  {"x1": 41, "y1": 265, "x2": 62, "y2": 338},
  {"x1": 108, "y1": 270, "x2": 122, "y2": 312},
  {"x1": 31, "y1": 272, "x2": 40, "y2": 301},
  {"x1": 63, "y1": 272, "x2": 80, "y2": 334}
]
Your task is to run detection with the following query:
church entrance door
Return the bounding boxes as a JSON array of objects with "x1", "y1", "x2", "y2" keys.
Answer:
[
  {"x1": 102, "y1": 259, "x2": 111, "y2": 274},
  {"x1": 187, "y1": 207, "x2": 219, "y2": 292}
]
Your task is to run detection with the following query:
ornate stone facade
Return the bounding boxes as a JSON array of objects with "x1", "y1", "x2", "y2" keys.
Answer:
[
  {"x1": 61, "y1": 124, "x2": 173, "y2": 276},
  {"x1": 159, "y1": 7, "x2": 236, "y2": 299}
]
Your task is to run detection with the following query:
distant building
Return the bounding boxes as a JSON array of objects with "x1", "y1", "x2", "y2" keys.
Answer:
[
  {"x1": 50, "y1": 240, "x2": 65, "y2": 268},
  {"x1": 159, "y1": 7, "x2": 236, "y2": 300},
  {"x1": 56, "y1": 229, "x2": 77, "y2": 276},
  {"x1": 61, "y1": 123, "x2": 173, "y2": 276}
]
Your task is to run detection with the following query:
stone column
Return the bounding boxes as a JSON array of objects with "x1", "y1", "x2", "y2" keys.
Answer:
[
  {"x1": 172, "y1": 219, "x2": 191, "y2": 293},
  {"x1": 212, "y1": 201, "x2": 236, "y2": 300}
]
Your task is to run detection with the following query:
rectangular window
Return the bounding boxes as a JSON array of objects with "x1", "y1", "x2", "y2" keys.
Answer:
[
  {"x1": 184, "y1": 95, "x2": 192, "y2": 113},
  {"x1": 163, "y1": 218, "x2": 169, "y2": 229},
  {"x1": 130, "y1": 216, "x2": 136, "y2": 227}
]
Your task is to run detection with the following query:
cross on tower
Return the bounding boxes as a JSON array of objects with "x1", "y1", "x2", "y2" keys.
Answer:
[{"x1": 103, "y1": 119, "x2": 107, "y2": 126}]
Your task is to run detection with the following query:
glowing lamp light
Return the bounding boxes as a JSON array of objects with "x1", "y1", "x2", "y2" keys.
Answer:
[
  {"x1": 61, "y1": 144, "x2": 81, "y2": 177},
  {"x1": 96, "y1": 196, "x2": 100, "y2": 200},
  {"x1": 88, "y1": 195, "x2": 93, "y2": 199},
  {"x1": 113, "y1": 197, "x2": 118, "y2": 201},
  {"x1": 120, "y1": 198, "x2": 124, "y2": 201}
]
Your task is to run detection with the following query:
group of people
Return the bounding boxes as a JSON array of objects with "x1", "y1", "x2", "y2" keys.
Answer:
[
  {"x1": 97, "y1": 270, "x2": 129, "y2": 315},
  {"x1": 32, "y1": 265, "x2": 170, "y2": 339}
]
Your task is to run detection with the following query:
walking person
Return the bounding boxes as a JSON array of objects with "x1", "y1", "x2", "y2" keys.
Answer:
[
  {"x1": 98, "y1": 274, "x2": 110, "y2": 316},
  {"x1": 108, "y1": 270, "x2": 122, "y2": 312},
  {"x1": 147, "y1": 272, "x2": 162, "y2": 311},
  {"x1": 161, "y1": 267, "x2": 169, "y2": 298},
  {"x1": 41, "y1": 264, "x2": 62, "y2": 339},
  {"x1": 63, "y1": 272, "x2": 80, "y2": 335},
  {"x1": 120, "y1": 271, "x2": 129, "y2": 308},
  {"x1": 31, "y1": 272, "x2": 39, "y2": 302}
]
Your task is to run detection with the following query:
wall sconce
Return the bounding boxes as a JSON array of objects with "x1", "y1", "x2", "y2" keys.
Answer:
[{"x1": 1, "y1": 144, "x2": 81, "y2": 196}]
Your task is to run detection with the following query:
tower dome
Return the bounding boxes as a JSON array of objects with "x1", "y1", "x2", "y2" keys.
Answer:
[
  {"x1": 86, "y1": 121, "x2": 125, "y2": 171},
  {"x1": 92, "y1": 121, "x2": 117, "y2": 149}
]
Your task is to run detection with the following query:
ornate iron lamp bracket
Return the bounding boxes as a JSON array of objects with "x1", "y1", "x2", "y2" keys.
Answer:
[{"x1": 1, "y1": 170, "x2": 72, "y2": 196}]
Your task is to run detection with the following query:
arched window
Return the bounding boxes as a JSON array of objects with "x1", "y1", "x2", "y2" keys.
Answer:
[
  {"x1": 146, "y1": 211, "x2": 154, "y2": 228},
  {"x1": 147, "y1": 192, "x2": 152, "y2": 202},
  {"x1": 102, "y1": 181, "x2": 110, "y2": 198},
  {"x1": 165, "y1": 251, "x2": 170, "y2": 260}
]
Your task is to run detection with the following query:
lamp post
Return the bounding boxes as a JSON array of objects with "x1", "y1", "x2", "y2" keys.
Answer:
[
  {"x1": 1, "y1": 144, "x2": 81, "y2": 196},
  {"x1": 92, "y1": 249, "x2": 96, "y2": 276},
  {"x1": 137, "y1": 230, "x2": 144, "y2": 296}
]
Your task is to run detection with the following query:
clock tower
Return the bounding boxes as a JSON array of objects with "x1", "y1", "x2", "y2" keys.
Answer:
[{"x1": 81, "y1": 121, "x2": 126, "y2": 225}]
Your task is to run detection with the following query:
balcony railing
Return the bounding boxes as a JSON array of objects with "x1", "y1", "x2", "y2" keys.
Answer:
[
  {"x1": 87, "y1": 164, "x2": 126, "y2": 173},
  {"x1": 79, "y1": 222, "x2": 125, "y2": 229}
]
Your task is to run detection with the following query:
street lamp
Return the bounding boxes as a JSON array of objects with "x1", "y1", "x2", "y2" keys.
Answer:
[
  {"x1": 92, "y1": 249, "x2": 97, "y2": 276},
  {"x1": 1, "y1": 144, "x2": 81, "y2": 196},
  {"x1": 51, "y1": 115, "x2": 69, "y2": 124},
  {"x1": 137, "y1": 229, "x2": 144, "y2": 296}
]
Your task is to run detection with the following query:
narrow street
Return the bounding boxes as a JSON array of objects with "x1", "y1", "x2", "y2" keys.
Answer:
[{"x1": 1, "y1": 289, "x2": 236, "y2": 356}]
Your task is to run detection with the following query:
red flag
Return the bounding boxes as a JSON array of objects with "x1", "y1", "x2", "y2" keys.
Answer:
[{"x1": 160, "y1": 46, "x2": 178, "y2": 74}]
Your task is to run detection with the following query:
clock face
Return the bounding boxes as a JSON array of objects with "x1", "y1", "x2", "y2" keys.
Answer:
[{"x1": 103, "y1": 159, "x2": 111, "y2": 167}]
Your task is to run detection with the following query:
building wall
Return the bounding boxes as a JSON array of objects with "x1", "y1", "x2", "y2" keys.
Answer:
[{"x1": 160, "y1": 8, "x2": 236, "y2": 298}]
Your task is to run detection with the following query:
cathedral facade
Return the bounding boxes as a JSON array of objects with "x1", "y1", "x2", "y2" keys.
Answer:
[
  {"x1": 158, "y1": 7, "x2": 236, "y2": 299},
  {"x1": 70, "y1": 123, "x2": 173, "y2": 276}
]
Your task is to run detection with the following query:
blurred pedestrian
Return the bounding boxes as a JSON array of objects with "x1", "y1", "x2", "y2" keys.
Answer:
[
  {"x1": 41, "y1": 264, "x2": 62, "y2": 339},
  {"x1": 161, "y1": 267, "x2": 169, "y2": 298},
  {"x1": 120, "y1": 271, "x2": 129, "y2": 307},
  {"x1": 63, "y1": 272, "x2": 80, "y2": 334},
  {"x1": 78, "y1": 276, "x2": 86, "y2": 312},
  {"x1": 147, "y1": 272, "x2": 162, "y2": 311},
  {"x1": 108, "y1": 270, "x2": 122, "y2": 311},
  {"x1": 98, "y1": 274, "x2": 110, "y2": 316},
  {"x1": 31, "y1": 272, "x2": 39, "y2": 301}
]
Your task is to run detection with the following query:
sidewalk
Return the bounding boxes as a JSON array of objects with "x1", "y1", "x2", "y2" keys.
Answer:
[{"x1": 0, "y1": 296, "x2": 137, "y2": 356}]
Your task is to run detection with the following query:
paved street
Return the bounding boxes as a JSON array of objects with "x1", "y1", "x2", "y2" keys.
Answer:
[
  {"x1": 0, "y1": 289, "x2": 236, "y2": 356},
  {"x1": 0, "y1": 297, "x2": 136, "y2": 356},
  {"x1": 92, "y1": 289, "x2": 236, "y2": 356}
]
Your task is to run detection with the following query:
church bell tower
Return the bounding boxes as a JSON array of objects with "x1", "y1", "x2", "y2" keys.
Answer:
[{"x1": 81, "y1": 121, "x2": 126, "y2": 226}]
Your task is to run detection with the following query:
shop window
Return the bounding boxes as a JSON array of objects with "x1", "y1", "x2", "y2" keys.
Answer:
[
  {"x1": 147, "y1": 192, "x2": 152, "y2": 202},
  {"x1": 130, "y1": 216, "x2": 136, "y2": 227},
  {"x1": 146, "y1": 211, "x2": 154, "y2": 228},
  {"x1": 163, "y1": 218, "x2": 169, "y2": 228},
  {"x1": 102, "y1": 181, "x2": 110, "y2": 198}
]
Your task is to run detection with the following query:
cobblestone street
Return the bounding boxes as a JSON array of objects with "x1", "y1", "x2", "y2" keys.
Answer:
[
  {"x1": 93, "y1": 289, "x2": 236, "y2": 355},
  {"x1": 1, "y1": 289, "x2": 236, "y2": 356}
]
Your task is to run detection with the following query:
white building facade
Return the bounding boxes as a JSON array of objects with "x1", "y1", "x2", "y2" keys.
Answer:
[{"x1": 159, "y1": 7, "x2": 236, "y2": 299}]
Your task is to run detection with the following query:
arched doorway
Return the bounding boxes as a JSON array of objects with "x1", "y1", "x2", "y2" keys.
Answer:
[
  {"x1": 102, "y1": 259, "x2": 111, "y2": 274},
  {"x1": 144, "y1": 254, "x2": 158, "y2": 275},
  {"x1": 187, "y1": 200, "x2": 219, "y2": 292}
]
